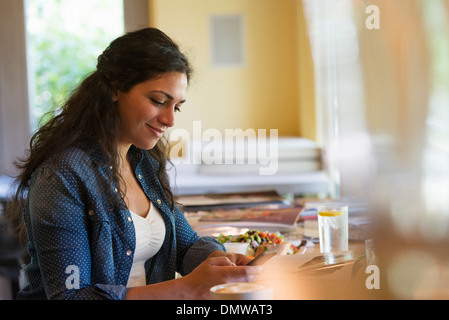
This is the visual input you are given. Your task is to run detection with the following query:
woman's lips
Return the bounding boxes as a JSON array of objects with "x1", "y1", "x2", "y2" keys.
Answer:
[{"x1": 146, "y1": 124, "x2": 164, "y2": 138}]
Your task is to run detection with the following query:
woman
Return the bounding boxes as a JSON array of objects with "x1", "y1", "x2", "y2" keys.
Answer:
[{"x1": 5, "y1": 28, "x2": 261, "y2": 300}]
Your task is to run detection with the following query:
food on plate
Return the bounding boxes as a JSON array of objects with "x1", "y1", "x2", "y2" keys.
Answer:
[{"x1": 218, "y1": 229, "x2": 299, "y2": 257}]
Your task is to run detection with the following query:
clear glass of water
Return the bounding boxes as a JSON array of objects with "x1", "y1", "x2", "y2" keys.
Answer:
[{"x1": 317, "y1": 204, "x2": 348, "y2": 253}]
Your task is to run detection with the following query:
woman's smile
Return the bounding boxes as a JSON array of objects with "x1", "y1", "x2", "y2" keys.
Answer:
[{"x1": 146, "y1": 123, "x2": 165, "y2": 138}]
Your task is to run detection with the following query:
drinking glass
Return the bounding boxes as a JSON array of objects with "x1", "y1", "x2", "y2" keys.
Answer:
[{"x1": 317, "y1": 204, "x2": 348, "y2": 253}]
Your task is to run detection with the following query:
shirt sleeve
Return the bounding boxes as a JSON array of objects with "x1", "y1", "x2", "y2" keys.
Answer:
[
  {"x1": 172, "y1": 205, "x2": 225, "y2": 275},
  {"x1": 28, "y1": 164, "x2": 128, "y2": 300}
]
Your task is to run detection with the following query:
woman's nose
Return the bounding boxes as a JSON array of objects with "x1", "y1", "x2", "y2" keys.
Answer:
[{"x1": 158, "y1": 106, "x2": 175, "y2": 128}]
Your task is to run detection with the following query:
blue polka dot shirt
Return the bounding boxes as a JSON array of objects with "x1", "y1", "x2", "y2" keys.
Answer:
[{"x1": 18, "y1": 143, "x2": 224, "y2": 300}]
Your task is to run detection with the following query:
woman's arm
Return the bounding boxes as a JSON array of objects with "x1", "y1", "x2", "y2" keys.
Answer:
[
  {"x1": 27, "y1": 161, "x2": 128, "y2": 300},
  {"x1": 126, "y1": 255, "x2": 263, "y2": 300},
  {"x1": 171, "y1": 205, "x2": 228, "y2": 275}
]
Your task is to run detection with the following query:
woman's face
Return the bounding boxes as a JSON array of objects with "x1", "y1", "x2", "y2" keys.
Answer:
[{"x1": 115, "y1": 72, "x2": 187, "y2": 150}]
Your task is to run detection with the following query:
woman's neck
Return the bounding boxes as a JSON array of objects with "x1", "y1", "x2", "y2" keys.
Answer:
[{"x1": 117, "y1": 142, "x2": 132, "y2": 172}]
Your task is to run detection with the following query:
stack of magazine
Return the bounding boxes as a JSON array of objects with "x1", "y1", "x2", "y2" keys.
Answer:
[{"x1": 176, "y1": 190, "x2": 303, "y2": 233}]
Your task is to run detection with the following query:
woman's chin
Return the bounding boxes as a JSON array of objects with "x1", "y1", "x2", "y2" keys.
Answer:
[{"x1": 136, "y1": 139, "x2": 159, "y2": 150}]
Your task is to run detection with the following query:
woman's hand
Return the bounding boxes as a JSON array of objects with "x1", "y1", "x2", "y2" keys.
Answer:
[
  {"x1": 181, "y1": 255, "x2": 263, "y2": 299},
  {"x1": 207, "y1": 250, "x2": 253, "y2": 266},
  {"x1": 126, "y1": 252, "x2": 262, "y2": 300}
]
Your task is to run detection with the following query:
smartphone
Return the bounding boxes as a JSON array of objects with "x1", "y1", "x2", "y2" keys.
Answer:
[{"x1": 247, "y1": 250, "x2": 277, "y2": 266}]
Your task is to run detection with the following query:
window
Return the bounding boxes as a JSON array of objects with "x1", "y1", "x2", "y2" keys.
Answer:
[
  {"x1": 421, "y1": 0, "x2": 449, "y2": 152},
  {"x1": 302, "y1": 0, "x2": 367, "y2": 199},
  {"x1": 419, "y1": 0, "x2": 449, "y2": 236},
  {"x1": 25, "y1": 0, "x2": 124, "y2": 130},
  {"x1": 303, "y1": 0, "x2": 449, "y2": 208},
  {"x1": 0, "y1": 0, "x2": 148, "y2": 176}
]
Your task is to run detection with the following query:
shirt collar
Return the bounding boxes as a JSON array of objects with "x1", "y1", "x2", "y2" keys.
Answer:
[
  {"x1": 81, "y1": 141, "x2": 145, "y2": 169},
  {"x1": 128, "y1": 144, "x2": 145, "y2": 170}
]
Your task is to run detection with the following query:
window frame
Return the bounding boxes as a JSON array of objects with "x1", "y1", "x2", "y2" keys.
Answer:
[{"x1": 0, "y1": 0, "x2": 30, "y2": 177}]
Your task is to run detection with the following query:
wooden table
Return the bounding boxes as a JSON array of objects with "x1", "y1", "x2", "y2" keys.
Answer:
[
  {"x1": 189, "y1": 214, "x2": 380, "y2": 299},
  {"x1": 254, "y1": 240, "x2": 384, "y2": 299}
]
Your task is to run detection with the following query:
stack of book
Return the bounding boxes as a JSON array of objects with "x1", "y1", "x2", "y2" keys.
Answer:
[{"x1": 177, "y1": 190, "x2": 303, "y2": 234}]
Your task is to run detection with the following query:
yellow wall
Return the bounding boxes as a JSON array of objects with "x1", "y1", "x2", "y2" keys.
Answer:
[
  {"x1": 295, "y1": 0, "x2": 316, "y2": 141},
  {"x1": 149, "y1": 0, "x2": 315, "y2": 140}
]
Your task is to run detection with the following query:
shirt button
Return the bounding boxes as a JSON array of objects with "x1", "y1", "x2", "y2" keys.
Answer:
[
  {"x1": 138, "y1": 174, "x2": 142, "y2": 180},
  {"x1": 127, "y1": 216, "x2": 132, "y2": 222},
  {"x1": 88, "y1": 210, "x2": 94, "y2": 216},
  {"x1": 114, "y1": 188, "x2": 118, "y2": 193},
  {"x1": 126, "y1": 250, "x2": 133, "y2": 256},
  {"x1": 156, "y1": 199, "x2": 162, "y2": 205}
]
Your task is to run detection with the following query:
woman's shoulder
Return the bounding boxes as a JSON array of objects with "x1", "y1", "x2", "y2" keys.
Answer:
[{"x1": 38, "y1": 143, "x2": 106, "y2": 176}]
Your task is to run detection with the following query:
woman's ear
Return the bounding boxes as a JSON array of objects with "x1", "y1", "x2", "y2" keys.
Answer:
[{"x1": 111, "y1": 83, "x2": 119, "y2": 102}]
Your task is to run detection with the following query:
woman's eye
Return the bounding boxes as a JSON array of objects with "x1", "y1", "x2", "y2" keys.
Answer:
[
  {"x1": 150, "y1": 98, "x2": 164, "y2": 106},
  {"x1": 175, "y1": 106, "x2": 182, "y2": 112}
]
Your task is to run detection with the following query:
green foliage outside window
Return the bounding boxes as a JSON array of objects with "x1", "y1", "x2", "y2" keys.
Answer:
[{"x1": 26, "y1": 0, "x2": 123, "y2": 130}]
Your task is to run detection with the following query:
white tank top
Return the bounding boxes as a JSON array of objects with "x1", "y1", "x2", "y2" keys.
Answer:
[{"x1": 126, "y1": 202, "x2": 165, "y2": 287}]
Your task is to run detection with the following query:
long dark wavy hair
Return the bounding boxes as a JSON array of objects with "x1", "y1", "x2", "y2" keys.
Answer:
[{"x1": 5, "y1": 28, "x2": 193, "y2": 244}]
